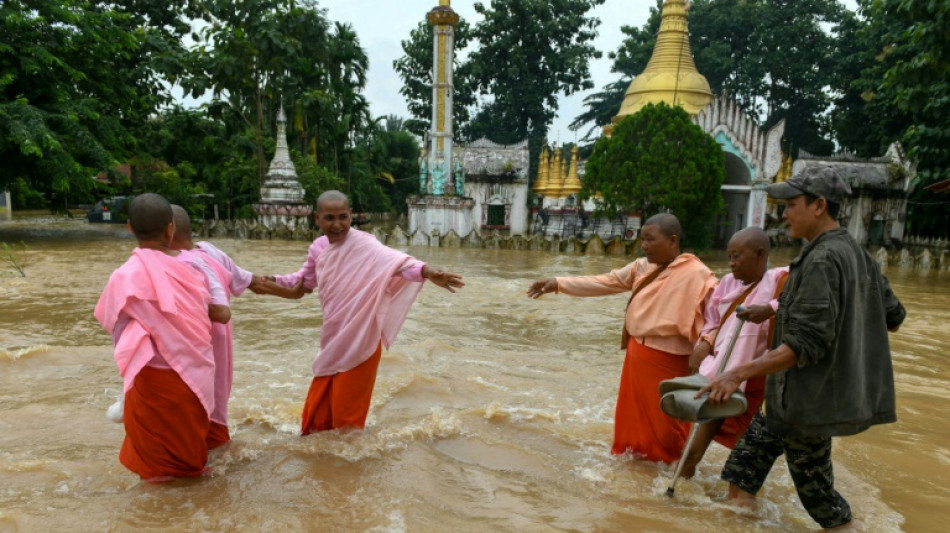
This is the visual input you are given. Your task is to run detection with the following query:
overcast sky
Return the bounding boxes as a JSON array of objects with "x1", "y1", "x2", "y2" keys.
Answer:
[
  {"x1": 316, "y1": 0, "x2": 640, "y2": 143},
  {"x1": 224, "y1": 0, "x2": 858, "y2": 142}
]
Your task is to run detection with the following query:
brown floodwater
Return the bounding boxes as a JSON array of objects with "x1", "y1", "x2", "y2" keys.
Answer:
[{"x1": 1, "y1": 218, "x2": 947, "y2": 532}]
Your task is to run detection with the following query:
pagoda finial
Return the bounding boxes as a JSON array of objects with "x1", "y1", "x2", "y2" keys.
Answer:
[
  {"x1": 561, "y1": 145, "x2": 583, "y2": 196},
  {"x1": 534, "y1": 147, "x2": 551, "y2": 195},
  {"x1": 549, "y1": 148, "x2": 567, "y2": 198},
  {"x1": 613, "y1": 0, "x2": 712, "y2": 120}
]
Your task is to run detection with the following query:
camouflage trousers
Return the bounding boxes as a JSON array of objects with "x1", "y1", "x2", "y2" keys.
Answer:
[{"x1": 721, "y1": 412, "x2": 852, "y2": 529}]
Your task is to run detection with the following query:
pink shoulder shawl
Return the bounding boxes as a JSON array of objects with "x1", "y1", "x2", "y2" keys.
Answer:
[
  {"x1": 312, "y1": 230, "x2": 424, "y2": 376},
  {"x1": 94, "y1": 248, "x2": 216, "y2": 416}
]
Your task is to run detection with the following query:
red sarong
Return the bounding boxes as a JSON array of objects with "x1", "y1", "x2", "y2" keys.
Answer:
[
  {"x1": 207, "y1": 422, "x2": 231, "y2": 450},
  {"x1": 713, "y1": 375, "x2": 765, "y2": 449},
  {"x1": 612, "y1": 337, "x2": 690, "y2": 463},
  {"x1": 120, "y1": 366, "x2": 211, "y2": 481},
  {"x1": 301, "y1": 343, "x2": 382, "y2": 435}
]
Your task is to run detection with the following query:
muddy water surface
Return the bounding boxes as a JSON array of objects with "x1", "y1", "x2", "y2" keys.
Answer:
[{"x1": 1, "y1": 219, "x2": 947, "y2": 532}]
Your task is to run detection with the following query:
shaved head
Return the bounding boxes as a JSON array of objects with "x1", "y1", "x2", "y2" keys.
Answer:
[
  {"x1": 172, "y1": 204, "x2": 191, "y2": 238},
  {"x1": 171, "y1": 205, "x2": 192, "y2": 240},
  {"x1": 729, "y1": 227, "x2": 770, "y2": 255},
  {"x1": 316, "y1": 190, "x2": 349, "y2": 212},
  {"x1": 128, "y1": 193, "x2": 172, "y2": 241},
  {"x1": 726, "y1": 227, "x2": 770, "y2": 283},
  {"x1": 643, "y1": 213, "x2": 684, "y2": 241}
]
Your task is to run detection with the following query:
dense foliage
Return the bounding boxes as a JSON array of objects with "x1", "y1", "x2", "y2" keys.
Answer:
[
  {"x1": 571, "y1": 0, "x2": 947, "y2": 239},
  {"x1": 0, "y1": 0, "x2": 415, "y2": 217},
  {"x1": 581, "y1": 104, "x2": 726, "y2": 250},
  {"x1": 3, "y1": 0, "x2": 946, "y2": 238},
  {"x1": 864, "y1": 0, "x2": 950, "y2": 237},
  {"x1": 0, "y1": 0, "x2": 197, "y2": 210}
]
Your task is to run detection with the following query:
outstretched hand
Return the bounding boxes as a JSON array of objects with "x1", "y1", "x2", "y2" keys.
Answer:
[
  {"x1": 249, "y1": 276, "x2": 311, "y2": 299},
  {"x1": 424, "y1": 266, "x2": 464, "y2": 293},
  {"x1": 526, "y1": 278, "x2": 557, "y2": 299}
]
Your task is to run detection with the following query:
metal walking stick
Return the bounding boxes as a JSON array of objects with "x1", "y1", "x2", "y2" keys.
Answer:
[{"x1": 666, "y1": 307, "x2": 748, "y2": 498}]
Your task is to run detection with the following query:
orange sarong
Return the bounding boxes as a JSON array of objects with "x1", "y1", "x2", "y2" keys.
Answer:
[
  {"x1": 301, "y1": 343, "x2": 382, "y2": 435},
  {"x1": 713, "y1": 375, "x2": 765, "y2": 449},
  {"x1": 120, "y1": 366, "x2": 211, "y2": 481},
  {"x1": 612, "y1": 337, "x2": 690, "y2": 463}
]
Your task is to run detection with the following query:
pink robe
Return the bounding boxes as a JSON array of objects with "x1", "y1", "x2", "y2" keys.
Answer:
[
  {"x1": 176, "y1": 249, "x2": 228, "y2": 306},
  {"x1": 698, "y1": 267, "x2": 789, "y2": 389},
  {"x1": 275, "y1": 229, "x2": 425, "y2": 376},
  {"x1": 194, "y1": 241, "x2": 254, "y2": 431},
  {"x1": 94, "y1": 248, "x2": 215, "y2": 416},
  {"x1": 197, "y1": 241, "x2": 254, "y2": 295}
]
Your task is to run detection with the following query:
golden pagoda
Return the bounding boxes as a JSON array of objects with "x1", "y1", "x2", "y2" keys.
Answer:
[
  {"x1": 613, "y1": 0, "x2": 713, "y2": 122},
  {"x1": 561, "y1": 145, "x2": 583, "y2": 196},
  {"x1": 533, "y1": 148, "x2": 552, "y2": 195},
  {"x1": 768, "y1": 152, "x2": 795, "y2": 204},
  {"x1": 549, "y1": 148, "x2": 566, "y2": 198},
  {"x1": 559, "y1": 152, "x2": 570, "y2": 197}
]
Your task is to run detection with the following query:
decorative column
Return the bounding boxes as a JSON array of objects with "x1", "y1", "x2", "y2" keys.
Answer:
[
  {"x1": 407, "y1": 0, "x2": 475, "y2": 238},
  {"x1": 427, "y1": 0, "x2": 459, "y2": 195}
]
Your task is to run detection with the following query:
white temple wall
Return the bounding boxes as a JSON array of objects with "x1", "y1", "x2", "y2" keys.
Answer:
[
  {"x1": 890, "y1": 199, "x2": 908, "y2": 242},
  {"x1": 847, "y1": 196, "x2": 867, "y2": 243},
  {"x1": 407, "y1": 202, "x2": 475, "y2": 237},
  {"x1": 466, "y1": 181, "x2": 530, "y2": 235}
]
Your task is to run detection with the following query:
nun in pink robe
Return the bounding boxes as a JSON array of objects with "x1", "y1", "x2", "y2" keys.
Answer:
[
  {"x1": 697, "y1": 266, "x2": 789, "y2": 447},
  {"x1": 273, "y1": 229, "x2": 428, "y2": 434},
  {"x1": 95, "y1": 248, "x2": 216, "y2": 480}
]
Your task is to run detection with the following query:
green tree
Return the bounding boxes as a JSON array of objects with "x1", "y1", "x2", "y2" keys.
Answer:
[
  {"x1": 191, "y1": 0, "x2": 330, "y2": 188},
  {"x1": 321, "y1": 22, "x2": 373, "y2": 179},
  {"x1": 293, "y1": 149, "x2": 345, "y2": 208},
  {"x1": 829, "y1": 2, "x2": 912, "y2": 158},
  {"x1": 393, "y1": 19, "x2": 476, "y2": 138},
  {"x1": 581, "y1": 103, "x2": 726, "y2": 250},
  {"x1": 568, "y1": 78, "x2": 630, "y2": 142},
  {"x1": 0, "y1": 0, "x2": 194, "y2": 210},
  {"x1": 372, "y1": 127, "x2": 422, "y2": 215},
  {"x1": 466, "y1": 0, "x2": 605, "y2": 182},
  {"x1": 872, "y1": 0, "x2": 950, "y2": 238},
  {"x1": 189, "y1": 2, "x2": 374, "y2": 215}
]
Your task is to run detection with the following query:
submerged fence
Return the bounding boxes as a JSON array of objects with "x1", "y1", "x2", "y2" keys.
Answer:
[{"x1": 194, "y1": 218, "x2": 950, "y2": 270}]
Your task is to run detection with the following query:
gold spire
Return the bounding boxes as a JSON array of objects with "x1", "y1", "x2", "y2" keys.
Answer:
[
  {"x1": 533, "y1": 148, "x2": 551, "y2": 194},
  {"x1": 559, "y1": 152, "x2": 569, "y2": 198},
  {"x1": 776, "y1": 152, "x2": 794, "y2": 183},
  {"x1": 613, "y1": 0, "x2": 713, "y2": 120},
  {"x1": 769, "y1": 152, "x2": 795, "y2": 204},
  {"x1": 561, "y1": 145, "x2": 583, "y2": 196},
  {"x1": 549, "y1": 148, "x2": 566, "y2": 198}
]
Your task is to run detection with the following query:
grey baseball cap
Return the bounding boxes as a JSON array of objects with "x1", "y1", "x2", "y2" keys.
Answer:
[{"x1": 767, "y1": 165, "x2": 852, "y2": 204}]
